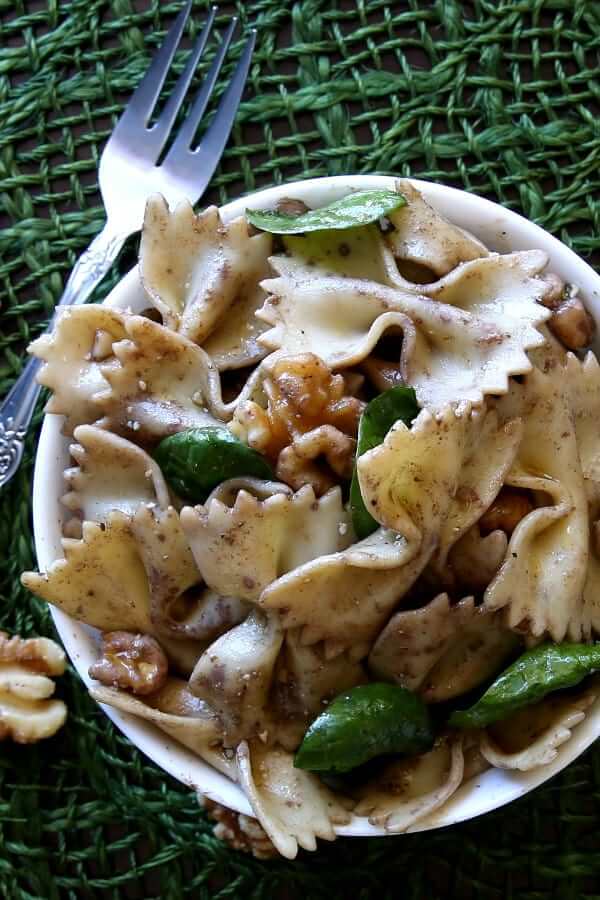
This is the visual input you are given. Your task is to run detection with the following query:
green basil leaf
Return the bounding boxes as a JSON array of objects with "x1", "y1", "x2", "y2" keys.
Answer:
[
  {"x1": 246, "y1": 189, "x2": 406, "y2": 235},
  {"x1": 294, "y1": 682, "x2": 434, "y2": 774},
  {"x1": 449, "y1": 642, "x2": 600, "y2": 729},
  {"x1": 350, "y1": 386, "x2": 419, "y2": 539},
  {"x1": 154, "y1": 427, "x2": 274, "y2": 503}
]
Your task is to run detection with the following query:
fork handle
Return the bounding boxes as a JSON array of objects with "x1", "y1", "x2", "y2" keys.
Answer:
[{"x1": 0, "y1": 224, "x2": 127, "y2": 484}]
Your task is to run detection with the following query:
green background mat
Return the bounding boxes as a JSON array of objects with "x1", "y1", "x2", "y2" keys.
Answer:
[{"x1": 1, "y1": 1, "x2": 600, "y2": 897}]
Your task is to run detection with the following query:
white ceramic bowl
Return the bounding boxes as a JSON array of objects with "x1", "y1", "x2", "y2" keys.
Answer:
[{"x1": 32, "y1": 175, "x2": 600, "y2": 836}]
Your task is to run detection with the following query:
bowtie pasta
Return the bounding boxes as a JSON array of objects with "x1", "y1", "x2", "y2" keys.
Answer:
[{"x1": 23, "y1": 182, "x2": 600, "y2": 858}]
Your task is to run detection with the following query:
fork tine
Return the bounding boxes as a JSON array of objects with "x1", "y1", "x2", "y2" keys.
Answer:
[
  {"x1": 118, "y1": 0, "x2": 192, "y2": 130},
  {"x1": 164, "y1": 17, "x2": 238, "y2": 154},
  {"x1": 152, "y1": 5, "x2": 217, "y2": 144},
  {"x1": 162, "y1": 29, "x2": 256, "y2": 198}
]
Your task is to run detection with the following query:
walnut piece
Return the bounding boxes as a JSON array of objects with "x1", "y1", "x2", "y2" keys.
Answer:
[
  {"x1": 274, "y1": 197, "x2": 310, "y2": 217},
  {"x1": 199, "y1": 797, "x2": 279, "y2": 859},
  {"x1": 479, "y1": 487, "x2": 533, "y2": 536},
  {"x1": 89, "y1": 631, "x2": 168, "y2": 695},
  {"x1": 231, "y1": 353, "x2": 363, "y2": 494},
  {"x1": 276, "y1": 425, "x2": 356, "y2": 495},
  {"x1": 0, "y1": 632, "x2": 67, "y2": 743},
  {"x1": 541, "y1": 278, "x2": 595, "y2": 350}
]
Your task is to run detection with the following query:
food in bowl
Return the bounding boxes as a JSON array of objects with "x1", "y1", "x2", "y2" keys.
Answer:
[{"x1": 21, "y1": 179, "x2": 600, "y2": 858}]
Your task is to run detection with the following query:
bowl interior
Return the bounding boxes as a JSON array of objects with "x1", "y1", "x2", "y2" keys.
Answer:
[{"x1": 32, "y1": 175, "x2": 600, "y2": 836}]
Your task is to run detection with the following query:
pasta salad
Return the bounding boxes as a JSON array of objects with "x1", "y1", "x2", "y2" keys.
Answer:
[{"x1": 22, "y1": 181, "x2": 600, "y2": 858}]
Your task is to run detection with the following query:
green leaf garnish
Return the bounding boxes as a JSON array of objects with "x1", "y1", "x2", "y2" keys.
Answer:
[
  {"x1": 246, "y1": 189, "x2": 406, "y2": 234},
  {"x1": 294, "y1": 682, "x2": 434, "y2": 774},
  {"x1": 350, "y1": 386, "x2": 419, "y2": 539},
  {"x1": 449, "y1": 642, "x2": 600, "y2": 729},
  {"x1": 154, "y1": 427, "x2": 273, "y2": 503}
]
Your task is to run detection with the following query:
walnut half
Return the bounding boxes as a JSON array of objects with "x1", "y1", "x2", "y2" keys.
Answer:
[
  {"x1": 541, "y1": 276, "x2": 595, "y2": 350},
  {"x1": 0, "y1": 632, "x2": 67, "y2": 743},
  {"x1": 199, "y1": 797, "x2": 279, "y2": 859},
  {"x1": 89, "y1": 631, "x2": 168, "y2": 695}
]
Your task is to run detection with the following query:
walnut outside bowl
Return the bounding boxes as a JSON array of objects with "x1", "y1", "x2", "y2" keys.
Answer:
[{"x1": 31, "y1": 176, "x2": 600, "y2": 837}]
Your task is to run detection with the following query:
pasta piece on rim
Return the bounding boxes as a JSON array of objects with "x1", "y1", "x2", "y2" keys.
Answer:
[
  {"x1": 22, "y1": 512, "x2": 153, "y2": 634},
  {"x1": 257, "y1": 251, "x2": 551, "y2": 409},
  {"x1": 385, "y1": 180, "x2": 489, "y2": 278},
  {"x1": 90, "y1": 678, "x2": 235, "y2": 779},
  {"x1": 237, "y1": 740, "x2": 352, "y2": 859},
  {"x1": 484, "y1": 368, "x2": 589, "y2": 640},
  {"x1": 22, "y1": 509, "x2": 205, "y2": 672},
  {"x1": 480, "y1": 684, "x2": 598, "y2": 771},
  {"x1": 369, "y1": 593, "x2": 519, "y2": 702},
  {"x1": 140, "y1": 195, "x2": 272, "y2": 366},
  {"x1": 28, "y1": 305, "x2": 127, "y2": 433},
  {"x1": 181, "y1": 485, "x2": 352, "y2": 603},
  {"x1": 353, "y1": 734, "x2": 464, "y2": 833},
  {"x1": 563, "y1": 351, "x2": 600, "y2": 489},
  {"x1": 62, "y1": 424, "x2": 171, "y2": 522}
]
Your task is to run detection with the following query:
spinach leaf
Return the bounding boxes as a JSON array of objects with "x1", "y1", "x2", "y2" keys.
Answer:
[
  {"x1": 350, "y1": 386, "x2": 419, "y2": 539},
  {"x1": 449, "y1": 642, "x2": 600, "y2": 729},
  {"x1": 154, "y1": 427, "x2": 273, "y2": 503},
  {"x1": 294, "y1": 682, "x2": 434, "y2": 774},
  {"x1": 246, "y1": 189, "x2": 405, "y2": 235}
]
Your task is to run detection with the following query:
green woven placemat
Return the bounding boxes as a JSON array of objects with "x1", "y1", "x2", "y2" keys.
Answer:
[{"x1": 1, "y1": 1, "x2": 600, "y2": 897}]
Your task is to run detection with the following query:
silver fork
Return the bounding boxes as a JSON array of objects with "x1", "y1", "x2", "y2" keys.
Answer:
[{"x1": 0, "y1": 1, "x2": 255, "y2": 489}]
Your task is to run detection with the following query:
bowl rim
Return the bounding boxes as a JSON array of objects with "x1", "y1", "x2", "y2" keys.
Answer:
[{"x1": 32, "y1": 174, "x2": 600, "y2": 837}]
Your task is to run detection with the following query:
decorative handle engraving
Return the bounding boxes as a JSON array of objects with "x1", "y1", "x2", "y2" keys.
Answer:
[
  {"x1": 58, "y1": 228, "x2": 127, "y2": 311},
  {"x1": 0, "y1": 223, "x2": 127, "y2": 489},
  {"x1": 0, "y1": 417, "x2": 27, "y2": 484}
]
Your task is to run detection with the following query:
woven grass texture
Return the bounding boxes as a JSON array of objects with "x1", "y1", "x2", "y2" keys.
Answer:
[{"x1": 1, "y1": 0, "x2": 600, "y2": 897}]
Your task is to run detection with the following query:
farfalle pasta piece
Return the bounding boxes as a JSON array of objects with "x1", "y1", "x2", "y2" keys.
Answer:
[
  {"x1": 273, "y1": 630, "x2": 366, "y2": 750},
  {"x1": 22, "y1": 510, "x2": 204, "y2": 672},
  {"x1": 0, "y1": 632, "x2": 67, "y2": 743},
  {"x1": 261, "y1": 406, "x2": 507, "y2": 653},
  {"x1": 96, "y1": 315, "x2": 227, "y2": 442},
  {"x1": 258, "y1": 251, "x2": 550, "y2": 409},
  {"x1": 279, "y1": 224, "x2": 402, "y2": 285},
  {"x1": 90, "y1": 677, "x2": 236, "y2": 779},
  {"x1": 369, "y1": 594, "x2": 519, "y2": 702},
  {"x1": 130, "y1": 504, "x2": 224, "y2": 643},
  {"x1": 180, "y1": 485, "x2": 352, "y2": 603},
  {"x1": 236, "y1": 740, "x2": 352, "y2": 859},
  {"x1": 563, "y1": 351, "x2": 600, "y2": 487},
  {"x1": 480, "y1": 684, "x2": 598, "y2": 771},
  {"x1": 259, "y1": 527, "x2": 428, "y2": 654},
  {"x1": 484, "y1": 369, "x2": 589, "y2": 640},
  {"x1": 385, "y1": 180, "x2": 489, "y2": 278},
  {"x1": 189, "y1": 610, "x2": 283, "y2": 744},
  {"x1": 353, "y1": 734, "x2": 464, "y2": 833},
  {"x1": 62, "y1": 425, "x2": 171, "y2": 522},
  {"x1": 23, "y1": 513, "x2": 153, "y2": 633},
  {"x1": 357, "y1": 404, "x2": 481, "y2": 539},
  {"x1": 28, "y1": 306, "x2": 127, "y2": 433},
  {"x1": 140, "y1": 196, "x2": 272, "y2": 366},
  {"x1": 446, "y1": 526, "x2": 508, "y2": 592},
  {"x1": 434, "y1": 413, "x2": 523, "y2": 568}
]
